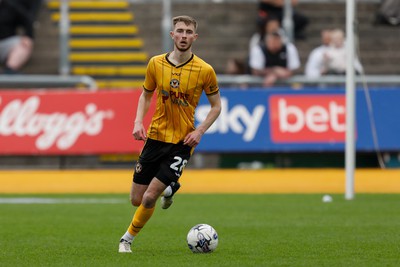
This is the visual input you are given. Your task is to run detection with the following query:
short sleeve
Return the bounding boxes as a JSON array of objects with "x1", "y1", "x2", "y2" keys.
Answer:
[
  {"x1": 203, "y1": 66, "x2": 219, "y2": 96},
  {"x1": 143, "y1": 57, "x2": 157, "y2": 91}
]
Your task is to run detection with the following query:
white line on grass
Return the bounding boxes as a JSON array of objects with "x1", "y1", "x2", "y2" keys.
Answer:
[{"x1": 0, "y1": 197, "x2": 126, "y2": 204}]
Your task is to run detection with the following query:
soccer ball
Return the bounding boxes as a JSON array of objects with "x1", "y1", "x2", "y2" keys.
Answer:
[{"x1": 187, "y1": 223, "x2": 218, "y2": 253}]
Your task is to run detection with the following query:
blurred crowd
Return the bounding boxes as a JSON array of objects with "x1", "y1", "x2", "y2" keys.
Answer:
[
  {"x1": 0, "y1": 0, "x2": 42, "y2": 74},
  {"x1": 0, "y1": 0, "x2": 398, "y2": 84},
  {"x1": 226, "y1": 0, "x2": 399, "y2": 88}
]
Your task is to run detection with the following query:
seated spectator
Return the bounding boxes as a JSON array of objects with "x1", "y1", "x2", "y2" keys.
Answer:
[
  {"x1": 375, "y1": 0, "x2": 400, "y2": 26},
  {"x1": 305, "y1": 29, "x2": 332, "y2": 78},
  {"x1": 258, "y1": 0, "x2": 309, "y2": 40},
  {"x1": 0, "y1": 0, "x2": 42, "y2": 74},
  {"x1": 225, "y1": 58, "x2": 246, "y2": 75},
  {"x1": 249, "y1": 16, "x2": 282, "y2": 51},
  {"x1": 249, "y1": 30, "x2": 300, "y2": 87},
  {"x1": 305, "y1": 29, "x2": 363, "y2": 78}
]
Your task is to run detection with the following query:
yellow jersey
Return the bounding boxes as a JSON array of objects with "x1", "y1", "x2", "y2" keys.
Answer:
[{"x1": 143, "y1": 53, "x2": 219, "y2": 144}]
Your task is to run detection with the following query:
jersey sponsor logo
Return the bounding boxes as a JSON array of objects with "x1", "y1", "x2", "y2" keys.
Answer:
[
  {"x1": 269, "y1": 95, "x2": 346, "y2": 142},
  {"x1": 161, "y1": 90, "x2": 169, "y2": 103},
  {"x1": 161, "y1": 90, "x2": 189, "y2": 107},
  {"x1": 170, "y1": 79, "x2": 180, "y2": 88}
]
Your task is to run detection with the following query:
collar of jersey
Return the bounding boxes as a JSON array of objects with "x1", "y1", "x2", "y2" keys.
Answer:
[{"x1": 165, "y1": 53, "x2": 194, "y2": 68}]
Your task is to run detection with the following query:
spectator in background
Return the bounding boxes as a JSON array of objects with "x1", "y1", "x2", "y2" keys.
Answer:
[
  {"x1": 305, "y1": 29, "x2": 332, "y2": 78},
  {"x1": 224, "y1": 17, "x2": 282, "y2": 82},
  {"x1": 258, "y1": 0, "x2": 309, "y2": 40},
  {"x1": 225, "y1": 58, "x2": 246, "y2": 75},
  {"x1": 249, "y1": 16, "x2": 281, "y2": 51},
  {"x1": 0, "y1": 0, "x2": 42, "y2": 74},
  {"x1": 305, "y1": 29, "x2": 363, "y2": 78},
  {"x1": 375, "y1": 0, "x2": 400, "y2": 26},
  {"x1": 249, "y1": 30, "x2": 300, "y2": 87}
]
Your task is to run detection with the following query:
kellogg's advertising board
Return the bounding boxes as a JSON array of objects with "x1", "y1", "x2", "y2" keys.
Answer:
[{"x1": 0, "y1": 89, "x2": 153, "y2": 154}]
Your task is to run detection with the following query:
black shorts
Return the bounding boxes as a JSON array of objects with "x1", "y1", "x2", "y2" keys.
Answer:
[{"x1": 133, "y1": 138, "x2": 193, "y2": 186}]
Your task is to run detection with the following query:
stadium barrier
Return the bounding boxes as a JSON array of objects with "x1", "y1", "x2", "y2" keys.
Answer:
[
  {"x1": 0, "y1": 75, "x2": 97, "y2": 90},
  {"x1": 0, "y1": 86, "x2": 399, "y2": 155}
]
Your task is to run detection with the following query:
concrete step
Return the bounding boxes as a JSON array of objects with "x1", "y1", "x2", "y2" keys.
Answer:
[
  {"x1": 70, "y1": 52, "x2": 147, "y2": 63},
  {"x1": 96, "y1": 79, "x2": 143, "y2": 89},
  {"x1": 72, "y1": 65, "x2": 146, "y2": 76},
  {"x1": 70, "y1": 38, "x2": 143, "y2": 49},
  {"x1": 51, "y1": 12, "x2": 134, "y2": 23},
  {"x1": 47, "y1": 1, "x2": 129, "y2": 10},
  {"x1": 70, "y1": 25, "x2": 138, "y2": 35}
]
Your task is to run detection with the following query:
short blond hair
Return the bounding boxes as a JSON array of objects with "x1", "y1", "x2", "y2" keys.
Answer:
[{"x1": 172, "y1": 15, "x2": 198, "y2": 31}]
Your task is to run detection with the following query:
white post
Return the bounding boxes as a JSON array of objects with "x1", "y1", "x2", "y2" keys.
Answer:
[
  {"x1": 59, "y1": 0, "x2": 70, "y2": 76},
  {"x1": 283, "y1": 0, "x2": 294, "y2": 43},
  {"x1": 345, "y1": 0, "x2": 356, "y2": 200},
  {"x1": 162, "y1": 0, "x2": 173, "y2": 53}
]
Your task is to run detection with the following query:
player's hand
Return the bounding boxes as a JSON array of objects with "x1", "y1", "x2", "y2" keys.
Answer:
[
  {"x1": 132, "y1": 122, "x2": 147, "y2": 141},
  {"x1": 183, "y1": 130, "x2": 203, "y2": 147}
]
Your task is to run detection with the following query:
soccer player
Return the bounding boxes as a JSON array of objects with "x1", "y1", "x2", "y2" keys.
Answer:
[{"x1": 118, "y1": 15, "x2": 222, "y2": 253}]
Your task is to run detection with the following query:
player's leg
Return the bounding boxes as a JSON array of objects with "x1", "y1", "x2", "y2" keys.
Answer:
[
  {"x1": 119, "y1": 182, "x2": 148, "y2": 253},
  {"x1": 119, "y1": 139, "x2": 166, "y2": 252},
  {"x1": 119, "y1": 178, "x2": 167, "y2": 253},
  {"x1": 160, "y1": 142, "x2": 192, "y2": 209},
  {"x1": 161, "y1": 181, "x2": 181, "y2": 209},
  {"x1": 129, "y1": 178, "x2": 166, "y2": 238}
]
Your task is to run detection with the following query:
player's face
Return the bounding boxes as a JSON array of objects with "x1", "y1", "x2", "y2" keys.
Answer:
[{"x1": 170, "y1": 22, "x2": 198, "y2": 52}]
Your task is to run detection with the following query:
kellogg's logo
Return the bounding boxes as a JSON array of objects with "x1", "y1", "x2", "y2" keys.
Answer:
[
  {"x1": 269, "y1": 95, "x2": 347, "y2": 143},
  {"x1": 0, "y1": 96, "x2": 114, "y2": 150}
]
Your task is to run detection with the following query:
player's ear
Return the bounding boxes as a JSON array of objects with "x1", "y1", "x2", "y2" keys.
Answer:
[{"x1": 170, "y1": 31, "x2": 174, "y2": 39}]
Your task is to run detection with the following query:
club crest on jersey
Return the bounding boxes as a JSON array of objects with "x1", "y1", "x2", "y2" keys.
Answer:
[
  {"x1": 170, "y1": 79, "x2": 180, "y2": 88},
  {"x1": 135, "y1": 162, "x2": 142, "y2": 173}
]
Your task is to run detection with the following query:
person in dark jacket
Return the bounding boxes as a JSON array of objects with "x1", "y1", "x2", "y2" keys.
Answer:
[{"x1": 0, "y1": 0, "x2": 42, "y2": 74}]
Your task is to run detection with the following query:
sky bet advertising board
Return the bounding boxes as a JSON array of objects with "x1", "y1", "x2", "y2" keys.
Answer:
[
  {"x1": 195, "y1": 88, "x2": 400, "y2": 152},
  {"x1": 0, "y1": 87, "x2": 399, "y2": 154}
]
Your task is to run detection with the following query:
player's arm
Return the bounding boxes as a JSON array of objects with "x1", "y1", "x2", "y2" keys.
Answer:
[
  {"x1": 184, "y1": 92, "x2": 221, "y2": 147},
  {"x1": 132, "y1": 89, "x2": 154, "y2": 141}
]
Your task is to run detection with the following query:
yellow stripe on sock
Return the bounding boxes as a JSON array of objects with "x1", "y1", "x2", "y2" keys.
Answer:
[{"x1": 128, "y1": 205, "x2": 155, "y2": 236}]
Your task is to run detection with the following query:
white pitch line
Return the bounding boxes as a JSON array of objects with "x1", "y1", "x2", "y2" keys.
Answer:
[{"x1": 0, "y1": 197, "x2": 127, "y2": 204}]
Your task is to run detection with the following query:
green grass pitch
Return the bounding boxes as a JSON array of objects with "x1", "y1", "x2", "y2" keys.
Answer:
[{"x1": 1, "y1": 194, "x2": 400, "y2": 267}]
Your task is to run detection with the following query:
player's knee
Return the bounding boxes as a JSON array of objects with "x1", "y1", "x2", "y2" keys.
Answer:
[
  {"x1": 130, "y1": 196, "x2": 141, "y2": 207},
  {"x1": 141, "y1": 192, "x2": 157, "y2": 209}
]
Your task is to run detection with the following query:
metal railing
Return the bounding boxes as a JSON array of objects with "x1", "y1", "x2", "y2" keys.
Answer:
[
  {"x1": 0, "y1": 75, "x2": 98, "y2": 90},
  {"x1": 217, "y1": 74, "x2": 400, "y2": 88}
]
